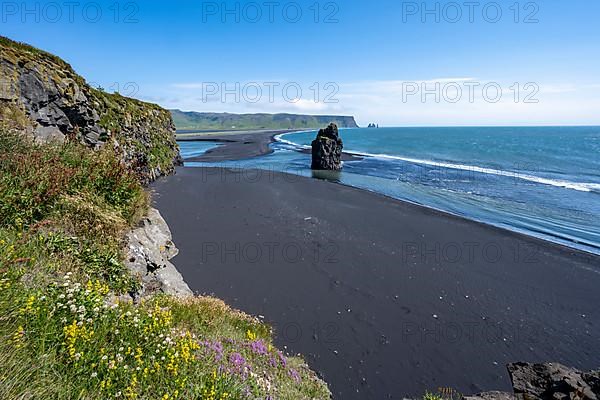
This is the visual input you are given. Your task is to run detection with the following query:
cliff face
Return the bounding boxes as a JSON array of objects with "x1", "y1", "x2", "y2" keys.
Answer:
[{"x1": 0, "y1": 36, "x2": 181, "y2": 183}]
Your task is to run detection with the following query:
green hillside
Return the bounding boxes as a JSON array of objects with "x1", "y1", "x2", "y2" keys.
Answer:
[{"x1": 171, "y1": 110, "x2": 359, "y2": 131}]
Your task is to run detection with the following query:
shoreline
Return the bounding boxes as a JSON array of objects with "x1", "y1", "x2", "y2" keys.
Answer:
[
  {"x1": 179, "y1": 129, "x2": 363, "y2": 163},
  {"x1": 178, "y1": 131, "x2": 598, "y2": 257},
  {"x1": 152, "y1": 166, "x2": 600, "y2": 399},
  {"x1": 177, "y1": 129, "x2": 296, "y2": 162}
]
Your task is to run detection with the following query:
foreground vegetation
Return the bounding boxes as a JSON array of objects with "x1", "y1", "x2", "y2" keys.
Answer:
[{"x1": 0, "y1": 130, "x2": 330, "y2": 399}]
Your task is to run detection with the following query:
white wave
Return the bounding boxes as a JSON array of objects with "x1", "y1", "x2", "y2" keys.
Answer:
[
  {"x1": 274, "y1": 133, "x2": 312, "y2": 149},
  {"x1": 347, "y1": 150, "x2": 599, "y2": 192},
  {"x1": 275, "y1": 133, "x2": 599, "y2": 193}
]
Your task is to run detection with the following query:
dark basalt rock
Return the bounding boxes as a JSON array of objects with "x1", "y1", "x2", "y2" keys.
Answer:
[
  {"x1": 17, "y1": 68, "x2": 106, "y2": 147},
  {"x1": 461, "y1": 363, "x2": 600, "y2": 400},
  {"x1": 311, "y1": 123, "x2": 343, "y2": 171},
  {"x1": 0, "y1": 36, "x2": 180, "y2": 184},
  {"x1": 507, "y1": 362, "x2": 600, "y2": 400}
]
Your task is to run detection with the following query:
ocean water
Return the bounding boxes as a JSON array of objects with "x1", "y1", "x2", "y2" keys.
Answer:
[
  {"x1": 180, "y1": 126, "x2": 600, "y2": 255},
  {"x1": 178, "y1": 141, "x2": 222, "y2": 159}
]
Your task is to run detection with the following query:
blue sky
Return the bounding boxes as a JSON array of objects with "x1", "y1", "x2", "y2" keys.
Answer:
[{"x1": 2, "y1": 0, "x2": 600, "y2": 126}]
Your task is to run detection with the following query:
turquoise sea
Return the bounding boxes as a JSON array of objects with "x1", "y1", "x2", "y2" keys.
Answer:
[{"x1": 180, "y1": 126, "x2": 600, "y2": 255}]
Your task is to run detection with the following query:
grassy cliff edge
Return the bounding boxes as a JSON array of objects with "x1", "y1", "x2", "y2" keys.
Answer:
[
  {"x1": 0, "y1": 36, "x2": 180, "y2": 183},
  {"x1": 0, "y1": 37, "x2": 331, "y2": 399}
]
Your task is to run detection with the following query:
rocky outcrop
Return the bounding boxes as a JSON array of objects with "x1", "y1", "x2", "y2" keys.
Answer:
[
  {"x1": 311, "y1": 123, "x2": 344, "y2": 170},
  {"x1": 0, "y1": 36, "x2": 181, "y2": 183},
  {"x1": 125, "y1": 208, "x2": 193, "y2": 299},
  {"x1": 508, "y1": 362, "x2": 600, "y2": 400},
  {"x1": 465, "y1": 363, "x2": 600, "y2": 400}
]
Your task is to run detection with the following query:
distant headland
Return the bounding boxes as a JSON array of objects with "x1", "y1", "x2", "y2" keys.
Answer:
[{"x1": 170, "y1": 109, "x2": 359, "y2": 131}]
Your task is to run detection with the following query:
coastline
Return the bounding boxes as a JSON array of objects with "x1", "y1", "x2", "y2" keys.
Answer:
[
  {"x1": 152, "y1": 166, "x2": 600, "y2": 399},
  {"x1": 179, "y1": 129, "x2": 363, "y2": 162},
  {"x1": 177, "y1": 129, "x2": 299, "y2": 162},
  {"x1": 179, "y1": 130, "x2": 598, "y2": 256}
]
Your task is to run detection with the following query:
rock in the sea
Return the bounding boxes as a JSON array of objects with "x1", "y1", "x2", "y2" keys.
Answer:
[
  {"x1": 311, "y1": 122, "x2": 343, "y2": 170},
  {"x1": 125, "y1": 208, "x2": 193, "y2": 299},
  {"x1": 507, "y1": 362, "x2": 600, "y2": 400}
]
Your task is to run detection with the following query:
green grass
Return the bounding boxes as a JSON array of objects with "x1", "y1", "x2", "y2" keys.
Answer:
[
  {"x1": 0, "y1": 130, "x2": 331, "y2": 399},
  {"x1": 0, "y1": 35, "x2": 74, "y2": 72},
  {"x1": 422, "y1": 389, "x2": 464, "y2": 400}
]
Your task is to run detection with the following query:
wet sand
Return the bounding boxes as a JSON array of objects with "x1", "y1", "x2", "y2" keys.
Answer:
[
  {"x1": 152, "y1": 167, "x2": 600, "y2": 399},
  {"x1": 178, "y1": 130, "x2": 295, "y2": 162},
  {"x1": 178, "y1": 129, "x2": 362, "y2": 162}
]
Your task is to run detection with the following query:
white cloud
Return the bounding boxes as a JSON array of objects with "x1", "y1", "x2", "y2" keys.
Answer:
[{"x1": 137, "y1": 78, "x2": 600, "y2": 126}]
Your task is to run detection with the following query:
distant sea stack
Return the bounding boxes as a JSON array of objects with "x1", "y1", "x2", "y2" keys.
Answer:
[{"x1": 311, "y1": 123, "x2": 343, "y2": 170}]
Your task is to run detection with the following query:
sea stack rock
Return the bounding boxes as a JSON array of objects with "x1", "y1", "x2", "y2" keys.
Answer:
[{"x1": 311, "y1": 123, "x2": 343, "y2": 170}]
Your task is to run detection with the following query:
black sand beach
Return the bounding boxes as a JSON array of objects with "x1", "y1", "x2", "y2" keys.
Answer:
[
  {"x1": 178, "y1": 130, "x2": 294, "y2": 162},
  {"x1": 178, "y1": 129, "x2": 362, "y2": 163},
  {"x1": 153, "y1": 167, "x2": 600, "y2": 399}
]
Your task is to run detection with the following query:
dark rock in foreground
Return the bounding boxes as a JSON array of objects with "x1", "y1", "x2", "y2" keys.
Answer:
[
  {"x1": 466, "y1": 363, "x2": 600, "y2": 400},
  {"x1": 311, "y1": 122, "x2": 343, "y2": 170},
  {"x1": 508, "y1": 362, "x2": 600, "y2": 400}
]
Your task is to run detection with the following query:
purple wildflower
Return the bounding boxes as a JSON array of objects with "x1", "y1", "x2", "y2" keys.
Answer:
[
  {"x1": 277, "y1": 351, "x2": 287, "y2": 368},
  {"x1": 249, "y1": 339, "x2": 268, "y2": 355},
  {"x1": 228, "y1": 352, "x2": 252, "y2": 380},
  {"x1": 202, "y1": 340, "x2": 223, "y2": 361},
  {"x1": 288, "y1": 368, "x2": 301, "y2": 383},
  {"x1": 269, "y1": 356, "x2": 277, "y2": 368},
  {"x1": 229, "y1": 352, "x2": 246, "y2": 369}
]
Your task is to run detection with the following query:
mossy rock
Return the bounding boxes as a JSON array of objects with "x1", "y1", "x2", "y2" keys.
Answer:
[{"x1": 0, "y1": 35, "x2": 180, "y2": 183}]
